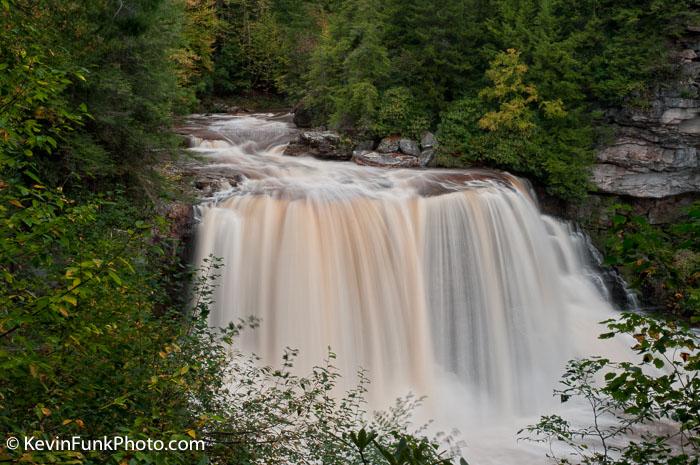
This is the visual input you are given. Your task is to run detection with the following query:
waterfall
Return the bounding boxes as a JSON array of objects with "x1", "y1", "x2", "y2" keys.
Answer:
[{"x1": 189, "y1": 113, "x2": 624, "y2": 464}]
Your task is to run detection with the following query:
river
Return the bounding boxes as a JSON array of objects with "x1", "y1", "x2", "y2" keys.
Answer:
[{"x1": 184, "y1": 112, "x2": 629, "y2": 464}]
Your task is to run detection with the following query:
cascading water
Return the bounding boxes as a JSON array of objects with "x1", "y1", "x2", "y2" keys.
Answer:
[{"x1": 188, "y1": 113, "x2": 627, "y2": 464}]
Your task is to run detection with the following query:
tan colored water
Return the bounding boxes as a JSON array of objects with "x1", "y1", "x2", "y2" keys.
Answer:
[{"x1": 190, "y1": 114, "x2": 625, "y2": 464}]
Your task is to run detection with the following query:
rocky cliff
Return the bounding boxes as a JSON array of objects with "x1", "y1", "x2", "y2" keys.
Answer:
[{"x1": 591, "y1": 28, "x2": 700, "y2": 199}]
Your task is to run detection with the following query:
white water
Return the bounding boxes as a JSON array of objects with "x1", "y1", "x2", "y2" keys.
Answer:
[{"x1": 189, "y1": 113, "x2": 626, "y2": 464}]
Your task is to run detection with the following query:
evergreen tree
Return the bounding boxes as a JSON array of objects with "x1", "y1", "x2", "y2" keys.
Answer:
[
  {"x1": 382, "y1": 0, "x2": 482, "y2": 118},
  {"x1": 305, "y1": 0, "x2": 389, "y2": 133}
]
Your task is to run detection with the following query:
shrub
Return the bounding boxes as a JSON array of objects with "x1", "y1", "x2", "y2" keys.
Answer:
[
  {"x1": 373, "y1": 87, "x2": 430, "y2": 139},
  {"x1": 521, "y1": 313, "x2": 700, "y2": 465}
]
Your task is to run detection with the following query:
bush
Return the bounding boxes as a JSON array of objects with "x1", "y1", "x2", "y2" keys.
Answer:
[
  {"x1": 436, "y1": 98, "x2": 484, "y2": 159},
  {"x1": 330, "y1": 81, "x2": 380, "y2": 134},
  {"x1": 521, "y1": 313, "x2": 700, "y2": 465},
  {"x1": 373, "y1": 87, "x2": 430, "y2": 139},
  {"x1": 602, "y1": 202, "x2": 700, "y2": 322},
  {"x1": 435, "y1": 50, "x2": 593, "y2": 200}
]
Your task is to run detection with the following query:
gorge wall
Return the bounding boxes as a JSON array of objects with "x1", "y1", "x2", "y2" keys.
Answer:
[
  {"x1": 534, "y1": 28, "x2": 699, "y2": 237},
  {"x1": 569, "y1": 27, "x2": 700, "y2": 225}
]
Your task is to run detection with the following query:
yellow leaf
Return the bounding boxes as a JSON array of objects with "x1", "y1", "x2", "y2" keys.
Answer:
[
  {"x1": 9, "y1": 199, "x2": 23, "y2": 208},
  {"x1": 62, "y1": 419, "x2": 73, "y2": 425},
  {"x1": 58, "y1": 306, "x2": 70, "y2": 317},
  {"x1": 41, "y1": 407, "x2": 51, "y2": 416},
  {"x1": 63, "y1": 295, "x2": 77, "y2": 306},
  {"x1": 75, "y1": 419, "x2": 84, "y2": 428},
  {"x1": 187, "y1": 429, "x2": 197, "y2": 439}
]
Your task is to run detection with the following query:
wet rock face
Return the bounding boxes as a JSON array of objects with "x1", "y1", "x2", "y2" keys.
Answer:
[
  {"x1": 284, "y1": 130, "x2": 352, "y2": 160},
  {"x1": 352, "y1": 151, "x2": 421, "y2": 168},
  {"x1": 592, "y1": 31, "x2": 700, "y2": 198},
  {"x1": 161, "y1": 202, "x2": 194, "y2": 241},
  {"x1": 592, "y1": 123, "x2": 700, "y2": 198}
]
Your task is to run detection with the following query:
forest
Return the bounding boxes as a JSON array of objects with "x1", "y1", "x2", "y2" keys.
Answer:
[{"x1": 1, "y1": 0, "x2": 699, "y2": 464}]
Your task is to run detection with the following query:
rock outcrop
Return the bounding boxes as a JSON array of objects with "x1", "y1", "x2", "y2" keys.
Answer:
[
  {"x1": 377, "y1": 136, "x2": 401, "y2": 153},
  {"x1": 351, "y1": 134, "x2": 435, "y2": 168},
  {"x1": 292, "y1": 106, "x2": 314, "y2": 128},
  {"x1": 418, "y1": 132, "x2": 437, "y2": 167},
  {"x1": 592, "y1": 29, "x2": 700, "y2": 198},
  {"x1": 284, "y1": 130, "x2": 352, "y2": 160},
  {"x1": 352, "y1": 151, "x2": 421, "y2": 168},
  {"x1": 399, "y1": 138, "x2": 421, "y2": 157}
]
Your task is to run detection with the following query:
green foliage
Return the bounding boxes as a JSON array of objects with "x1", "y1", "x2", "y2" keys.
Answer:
[
  {"x1": 302, "y1": 0, "x2": 390, "y2": 133},
  {"x1": 1, "y1": 6, "x2": 203, "y2": 459},
  {"x1": 521, "y1": 313, "x2": 699, "y2": 465},
  {"x1": 435, "y1": 98, "x2": 485, "y2": 165},
  {"x1": 285, "y1": 0, "x2": 696, "y2": 199},
  {"x1": 201, "y1": 0, "x2": 698, "y2": 198},
  {"x1": 602, "y1": 202, "x2": 700, "y2": 322},
  {"x1": 348, "y1": 428, "x2": 468, "y2": 465},
  {"x1": 436, "y1": 49, "x2": 593, "y2": 200},
  {"x1": 210, "y1": 0, "x2": 292, "y2": 95},
  {"x1": 330, "y1": 81, "x2": 380, "y2": 134},
  {"x1": 373, "y1": 87, "x2": 430, "y2": 139},
  {"x1": 380, "y1": 0, "x2": 478, "y2": 118},
  {"x1": 1, "y1": 7, "x2": 465, "y2": 463},
  {"x1": 478, "y1": 49, "x2": 545, "y2": 133},
  {"x1": 199, "y1": 340, "x2": 464, "y2": 464},
  {"x1": 172, "y1": 0, "x2": 221, "y2": 104}
]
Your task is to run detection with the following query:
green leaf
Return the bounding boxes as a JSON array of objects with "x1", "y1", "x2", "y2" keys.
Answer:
[{"x1": 108, "y1": 270, "x2": 122, "y2": 286}]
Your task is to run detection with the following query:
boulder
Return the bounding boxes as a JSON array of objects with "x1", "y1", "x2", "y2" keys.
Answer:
[
  {"x1": 284, "y1": 130, "x2": 351, "y2": 160},
  {"x1": 420, "y1": 131, "x2": 436, "y2": 149},
  {"x1": 292, "y1": 107, "x2": 314, "y2": 128},
  {"x1": 399, "y1": 138, "x2": 421, "y2": 157},
  {"x1": 354, "y1": 140, "x2": 375, "y2": 152},
  {"x1": 352, "y1": 151, "x2": 421, "y2": 168},
  {"x1": 419, "y1": 149, "x2": 435, "y2": 167},
  {"x1": 377, "y1": 136, "x2": 401, "y2": 153},
  {"x1": 680, "y1": 49, "x2": 698, "y2": 62}
]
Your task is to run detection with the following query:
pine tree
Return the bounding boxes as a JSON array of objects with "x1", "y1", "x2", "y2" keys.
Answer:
[
  {"x1": 305, "y1": 0, "x2": 389, "y2": 132},
  {"x1": 381, "y1": 0, "x2": 482, "y2": 118}
]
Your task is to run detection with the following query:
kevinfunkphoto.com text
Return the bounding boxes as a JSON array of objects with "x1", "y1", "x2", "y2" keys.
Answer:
[{"x1": 5, "y1": 435, "x2": 206, "y2": 453}]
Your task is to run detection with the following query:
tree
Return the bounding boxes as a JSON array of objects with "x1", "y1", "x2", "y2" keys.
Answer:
[
  {"x1": 305, "y1": 0, "x2": 389, "y2": 133},
  {"x1": 211, "y1": 0, "x2": 291, "y2": 95},
  {"x1": 381, "y1": 0, "x2": 480, "y2": 119},
  {"x1": 436, "y1": 48, "x2": 592, "y2": 200},
  {"x1": 172, "y1": 0, "x2": 221, "y2": 104}
]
